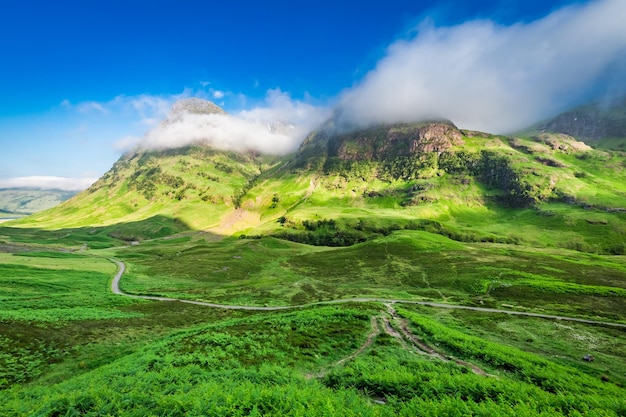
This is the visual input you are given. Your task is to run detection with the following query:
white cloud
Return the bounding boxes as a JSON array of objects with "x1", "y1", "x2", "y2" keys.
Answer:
[
  {"x1": 132, "y1": 90, "x2": 331, "y2": 155},
  {"x1": 0, "y1": 176, "x2": 96, "y2": 191},
  {"x1": 337, "y1": 0, "x2": 626, "y2": 133},
  {"x1": 212, "y1": 90, "x2": 225, "y2": 99},
  {"x1": 129, "y1": 95, "x2": 174, "y2": 122},
  {"x1": 139, "y1": 113, "x2": 297, "y2": 154},
  {"x1": 236, "y1": 88, "x2": 330, "y2": 143},
  {"x1": 77, "y1": 101, "x2": 109, "y2": 115},
  {"x1": 114, "y1": 135, "x2": 142, "y2": 151}
]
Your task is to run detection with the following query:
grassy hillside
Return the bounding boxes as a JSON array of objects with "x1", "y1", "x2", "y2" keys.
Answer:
[
  {"x1": 0, "y1": 239, "x2": 626, "y2": 416},
  {"x1": 113, "y1": 232, "x2": 626, "y2": 321},
  {"x1": 2, "y1": 120, "x2": 626, "y2": 415},
  {"x1": 13, "y1": 122, "x2": 626, "y2": 254},
  {"x1": 13, "y1": 147, "x2": 281, "y2": 238},
  {"x1": 229, "y1": 126, "x2": 626, "y2": 256}
]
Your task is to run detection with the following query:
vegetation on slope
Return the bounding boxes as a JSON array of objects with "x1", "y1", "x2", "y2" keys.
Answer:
[
  {"x1": 231, "y1": 126, "x2": 626, "y2": 255},
  {"x1": 10, "y1": 120, "x2": 626, "y2": 256},
  {"x1": 14, "y1": 146, "x2": 280, "y2": 232},
  {"x1": 2, "y1": 115, "x2": 626, "y2": 415},
  {"x1": 0, "y1": 249, "x2": 624, "y2": 416}
]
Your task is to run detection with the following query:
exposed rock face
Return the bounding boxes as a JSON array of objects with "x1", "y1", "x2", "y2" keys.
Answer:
[
  {"x1": 541, "y1": 98, "x2": 626, "y2": 143},
  {"x1": 403, "y1": 123, "x2": 464, "y2": 153},
  {"x1": 544, "y1": 110, "x2": 610, "y2": 140},
  {"x1": 532, "y1": 133, "x2": 592, "y2": 153},
  {"x1": 329, "y1": 122, "x2": 464, "y2": 161},
  {"x1": 167, "y1": 98, "x2": 226, "y2": 122}
]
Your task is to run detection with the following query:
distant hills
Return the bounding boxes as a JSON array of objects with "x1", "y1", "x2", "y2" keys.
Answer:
[{"x1": 0, "y1": 188, "x2": 77, "y2": 217}]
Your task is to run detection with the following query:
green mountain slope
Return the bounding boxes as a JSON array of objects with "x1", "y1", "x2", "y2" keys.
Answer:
[
  {"x1": 2, "y1": 106, "x2": 626, "y2": 414},
  {"x1": 14, "y1": 147, "x2": 279, "y2": 236},
  {"x1": 232, "y1": 122, "x2": 626, "y2": 254},
  {"x1": 13, "y1": 119, "x2": 626, "y2": 254}
]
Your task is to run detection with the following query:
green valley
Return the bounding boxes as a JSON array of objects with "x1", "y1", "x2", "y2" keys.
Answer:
[{"x1": 1, "y1": 109, "x2": 625, "y2": 415}]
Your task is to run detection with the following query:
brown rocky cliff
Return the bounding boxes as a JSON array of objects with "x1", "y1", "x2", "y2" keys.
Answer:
[{"x1": 334, "y1": 122, "x2": 464, "y2": 161}]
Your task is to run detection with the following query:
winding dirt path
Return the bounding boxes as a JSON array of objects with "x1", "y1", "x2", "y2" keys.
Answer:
[
  {"x1": 109, "y1": 258, "x2": 626, "y2": 328},
  {"x1": 385, "y1": 304, "x2": 491, "y2": 376},
  {"x1": 110, "y1": 259, "x2": 293, "y2": 310}
]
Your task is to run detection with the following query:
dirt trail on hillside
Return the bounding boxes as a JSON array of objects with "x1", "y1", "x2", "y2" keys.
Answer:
[
  {"x1": 108, "y1": 259, "x2": 626, "y2": 380},
  {"x1": 385, "y1": 304, "x2": 491, "y2": 376},
  {"x1": 109, "y1": 259, "x2": 626, "y2": 327},
  {"x1": 306, "y1": 305, "x2": 491, "y2": 380}
]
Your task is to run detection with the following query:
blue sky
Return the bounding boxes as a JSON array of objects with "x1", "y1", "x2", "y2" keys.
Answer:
[{"x1": 1, "y1": 0, "x2": 624, "y2": 190}]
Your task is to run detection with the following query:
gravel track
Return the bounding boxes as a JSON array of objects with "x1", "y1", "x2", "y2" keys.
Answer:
[{"x1": 109, "y1": 258, "x2": 626, "y2": 328}]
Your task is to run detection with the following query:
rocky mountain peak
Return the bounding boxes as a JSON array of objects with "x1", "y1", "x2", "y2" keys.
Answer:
[
  {"x1": 167, "y1": 98, "x2": 226, "y2": 122},
  {"x1": 540, "y1": 97, "x2": 626, "y2": 145},
  {"x1": 330, "y1": 121, "x2": 464, "y2": 162}
]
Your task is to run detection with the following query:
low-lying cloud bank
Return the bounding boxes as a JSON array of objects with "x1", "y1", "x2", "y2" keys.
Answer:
[
  {"x1": 337, "y1": 0, "x2": 626, "y2": 133},
  {"x1": 150, "y1": 90, "x2": 329, "y2": 154},
  {"x1": 0, "y1": 176, "x2": 97, "y2": 191},
  {"x1": 120, "y1": 89, "x2": 330, "y2": 155}
]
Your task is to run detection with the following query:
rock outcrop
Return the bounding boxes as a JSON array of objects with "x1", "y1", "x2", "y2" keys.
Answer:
[
  {"x1": 329, "y1": 122, "x2": 464, "y2": 162},
  {"x1": 540, "y1": 98, "x2": 626, "y2": 145},
  {"x1": 169, "y1": 98, "x2": 225, "y2": 118}
]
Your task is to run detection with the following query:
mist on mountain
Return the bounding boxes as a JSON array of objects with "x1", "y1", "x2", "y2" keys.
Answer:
[
  {"x1": 119, "y1": 0, "x2": 626, "y2": 156},
  {"x1": 337, "y1": 0, "x2": 626, "y2": 134},
  {"x1": 128, "y1": 91, "x2": 330, "y2": 155}
]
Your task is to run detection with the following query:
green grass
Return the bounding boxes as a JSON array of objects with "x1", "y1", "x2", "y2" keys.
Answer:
[
  {"x1": 1, "y1": 227, "x2": 626, "y2": 415},
  {"x1": 397, "y1": 307, "x2": 626, "y2": 396},
  {"x1": 398, "y1": 304, "x2": 626, "y2": 386},
  {"x1": 2, "y1": 128, "x2": 626, "y2": 415},
  {"x1": 111, "y1": 231, "x2": 626, "y2": 323},
  {"x1": 0, "y1": 252, "x2": 135, "y2": 320},
  {"x1": 0, "y1": 252, "x2": 138, "y2": 388},
  {"x1": 324, "y1": 314, "x2": 626, "y2": 416},
  {"x1": 3, "y1": 301, "x2": 625, "y2": 416}
]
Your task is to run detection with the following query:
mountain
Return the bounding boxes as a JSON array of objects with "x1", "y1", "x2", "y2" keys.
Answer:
[
  {"x1": 165, "y1": 97, "x2": 226, "y2": 122},
  {"x1": 12, "y1": 101, "x2": 278, "y2": 237},
  {"x1": 4, "y1": 100, "x2": 626, "y2": 414},
  {"x1": 13, "y1": 99, "x2": 626, "y2": 254},
  {"x1": 0, "y1": 207, "x2": 20, "y2": 219},
  {"x1": 534, "y1": 97, "x2": 626, "y2": 150},
  {"x1": 296, "y1": 120, "x2": 463, "y2": 164},
  {"x1": 16, "y1": 146, "x2": 279, "y2": 237},
  {"x1": 0, "y1": 188, "x2": 77, "y2": 216}
]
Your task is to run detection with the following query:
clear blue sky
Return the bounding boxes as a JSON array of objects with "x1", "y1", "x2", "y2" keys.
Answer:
[{"x1": 1, "y1": 0, "x2": 616, "y2": 189}]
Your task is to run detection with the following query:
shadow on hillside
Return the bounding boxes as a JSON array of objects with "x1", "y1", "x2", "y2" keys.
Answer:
[
  {"x1": 0, "y1": 215, "x2": 221, "y2": 250},
  {"x1": 267, "y1": 203, "x2": 626, "y2": 254}
]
